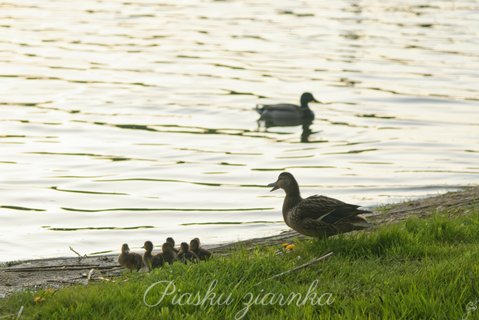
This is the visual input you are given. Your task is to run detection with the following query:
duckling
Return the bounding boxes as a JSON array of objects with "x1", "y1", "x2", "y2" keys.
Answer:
[
  {"x1": 142, "y1": 241, "x2": 154, "y2": 271},
  {"x1": 118, "y1": 243, "x2": 142, "y2": 272},
  {"x1": 268, "y1": 172, "x2": 371, "y2": 238},
  {"x1": 178, "y1": 242, "x2": 199, "y2": 264},
  {"x1": 190, "y1": 238, "x2": 212, "y2": 261},
  {"x1": 256, "y1": 92, "x2": 319, "y2": 129},
  {"x1": 161, "y1": 242, "x2": 177, "y2": 265},
  {"x1": 166, "y1": 237, "x2": 179, "y2": 253}
]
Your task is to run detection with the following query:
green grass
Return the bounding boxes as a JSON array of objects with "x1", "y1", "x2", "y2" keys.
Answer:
[{"x1": 2, "y1": 206, "x2": 479, "y2": 319}]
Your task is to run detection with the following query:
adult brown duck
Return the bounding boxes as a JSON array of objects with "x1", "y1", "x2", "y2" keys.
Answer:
[
  {"x1": 118, "y1": 243, "x2": 142, "y2": 272},
  {"x1": 268, "y1": 172, "x2": 371, "y2": 238}
]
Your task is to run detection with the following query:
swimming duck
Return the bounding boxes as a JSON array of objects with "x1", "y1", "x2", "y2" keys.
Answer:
[
  {"x1": 118, "y1": 243, "x2": 142, "y2": 272},
  {"x1": 178, "y1": 242, "x2": 199, "y2": 264},
  {"x1": 256, "y1": 92, "x2": 319, "y2": 129},
  {"x1": 268, "y1": 172, "x2": 371, "y2": 238},
  {"x1": 161, "y1": 242, "x2": 177, "y2": 265},
  {"x1": 166, "y1": 237, "x2": 179, "y2": 253},
  {"x1": 190, "y1": 238, "x2": 212, "y2": 261}
]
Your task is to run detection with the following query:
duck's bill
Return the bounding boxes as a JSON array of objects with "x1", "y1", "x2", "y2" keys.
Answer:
[
  {"x1": 313, "y1": 98, "x2": 320, "y2": 103},
  {"x1": 267, "y1": 182, "x2": 279, "y2": 192}
]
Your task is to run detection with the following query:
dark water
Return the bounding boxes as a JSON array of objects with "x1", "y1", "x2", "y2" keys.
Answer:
[{"x1": 1, "y1": 0, "x2": 478, "y2": 261}]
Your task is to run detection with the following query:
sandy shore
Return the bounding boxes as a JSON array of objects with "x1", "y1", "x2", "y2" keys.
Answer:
[{"x1": 1, "y1": 186, "x2": 478, "y2": 299}]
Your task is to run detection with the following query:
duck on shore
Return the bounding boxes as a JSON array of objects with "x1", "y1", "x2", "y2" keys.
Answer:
[
  {"x1": 161, "y1": 242, "x2": 177, "y2": 265},
  {"x1": 178, "y1": 242, "x2": 199, "y2": 264},
  {"x1": 256, "y1": 92, "x2": 319, "y2": 130},
  {"x1": 142, "y1": 241, "x2": 154, "y2": 271},
  {"x1": 142, "y1": 241, "x2": 165, "y2": 270},
  {"x1": 118, "y1": 243, "x2": 142, "y2": 272},
  {"x1": 166, "y1": 237, "x2": 179, "y2": 253},
  {"x1": 268, "y1": 172, "x2": 371, "y2": 238},
  {"x1": 190, "y1": 238, "x2": 212, "y2": 261}
]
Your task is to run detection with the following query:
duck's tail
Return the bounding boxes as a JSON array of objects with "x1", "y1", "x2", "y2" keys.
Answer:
[{"x1": 349, "y1": 215, "x2": 372, "y2": 229}]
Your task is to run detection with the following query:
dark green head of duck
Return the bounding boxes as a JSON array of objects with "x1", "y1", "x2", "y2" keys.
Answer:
[{"x1": 300, "y1": 92, "x2": 319, "y2": 107}]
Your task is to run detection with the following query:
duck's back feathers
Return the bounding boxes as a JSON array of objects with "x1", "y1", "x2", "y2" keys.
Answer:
[{"x1": 294, "y1": 195, "x2": 371, "y2": 224}]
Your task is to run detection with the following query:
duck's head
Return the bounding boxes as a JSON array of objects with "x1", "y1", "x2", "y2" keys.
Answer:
[
  {"x1": 300, "y1": 92, "x2": 319, "y2": 107},
  {"x1": 267, "y1": 172, "x2": 300, "y2": 194},
  {"x1": 142, "y1": 241, "x2": 153, "y2": 252},
  {"x1": 121, "y1": 243, "x2": 130, "y2": 254},
  {"x1": 166, "y1": 237, "x2": 175, "y2": 247},
  {"x1": 180, "y1": 242, "x2": 189, "y2": 252},
  {"x1": 190, "y1": 238, "x2": 200, "y2": 251},
  {"x1": 162, "y1": 242, "x2": 174, "y2": 253}
]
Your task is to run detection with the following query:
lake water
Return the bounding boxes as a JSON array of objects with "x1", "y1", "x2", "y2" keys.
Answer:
[{"x1": 1, "y1": 0, "x2": 478, "y2": 261}]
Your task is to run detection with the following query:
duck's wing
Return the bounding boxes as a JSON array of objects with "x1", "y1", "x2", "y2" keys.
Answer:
[
  {"x1": 295, "y1": 195, "x2": 371, "y2": 224},
  {"x1": 256, "y1": 103, "x2": 300, "y2": 114}
]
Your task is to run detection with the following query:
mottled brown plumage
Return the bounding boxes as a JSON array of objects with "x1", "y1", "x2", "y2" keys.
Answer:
[
  {"x1": 161, "y1": 242, "x2": 177, "y2": 265},
  {"x1": 166, "y1": 237, "x2": 179, "y2": 253},
  {"x1": 178, "y1": 242, "x2": 199, "y2": 264},
  {"x1": 268, "y1": 172, "x2": 371, "y2": 238},
  {"x1": 118, "y1": 243, "x2": 142, "y2": 272},
  {"x1": 142, "y1": 241, "x2": 164, "y2": 270},
  {"x1": 190, "y1": 238, "x2": 212, "y2": 261}
]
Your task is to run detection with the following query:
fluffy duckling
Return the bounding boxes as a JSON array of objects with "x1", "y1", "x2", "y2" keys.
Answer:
[
  {"x1": 142, "y1": 241, "x2": 154, "y2": 270},
  {"x1": 118, "y1": 243, "x2": 142, "y2": 272},
  {"x1": 166, "y1": 237, "x2": 179, "y2": 253},
  {"x1": 161, "y1": 242, "x2": 177, "y2": 265},
  {"x1": 190, "y1": 238, "x2": 212, "y2": 261},
  {"x1": 178, "y1": 242, "x2": 199, "y2": 264},
  {"x1": 268, "y1": 172, "x2": 371, "y2": 238}
]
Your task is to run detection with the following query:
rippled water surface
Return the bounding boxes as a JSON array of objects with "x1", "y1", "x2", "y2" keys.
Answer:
[{"x1": 1, "y1": 0, "x2": 478, "y2": 261}]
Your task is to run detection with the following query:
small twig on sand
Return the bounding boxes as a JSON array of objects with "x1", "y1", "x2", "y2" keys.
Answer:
[
  {"x1": 69, "y1": 246, "x2": 88, "y2": 260},
  {"x1": 254, "y1": 251, "x2": 334, "y2": 286},
  {"x1": 87, "y1": 268, "x2": 95, "y2": 283}
]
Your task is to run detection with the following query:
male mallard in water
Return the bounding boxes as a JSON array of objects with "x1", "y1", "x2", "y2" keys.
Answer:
[
  {"x1": 118, "y1": 243, "x2": 142, "y2": 272},
  {"x1": 268, "y1": 172, "x2": 371, "y2": 238},
  {"x1": 166, "y1": 237, "x2": 179, "y2": 253},
  {"x1": 256, "y1": 92, "x2": 319, "y2": 129},
  {"x1": 161, "y1": 242, "x2": 177, "y2": 265},
  {"x1": 178, "y1": 242, "x2": 199, "y2": 264},
  {"x1": 190, "y1": 238, "x2": 212, "y2": 261}
]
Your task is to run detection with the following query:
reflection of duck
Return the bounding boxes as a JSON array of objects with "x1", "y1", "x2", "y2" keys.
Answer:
[
  {"x1": 256, "y1": 92, "x2": 319, "y2": 129},
  {"x1": 190, "y1": 238, "x2": 212, "y2": 261},
  {"x1": 118, "y1": 243, "x2": 142, "y2": 272},
  {"x1": 178, "y1": 242, "x2": 199, "y2": 264},
  {"x1": 268, "y1": 172, "x2": 371, "y2": 238}
]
